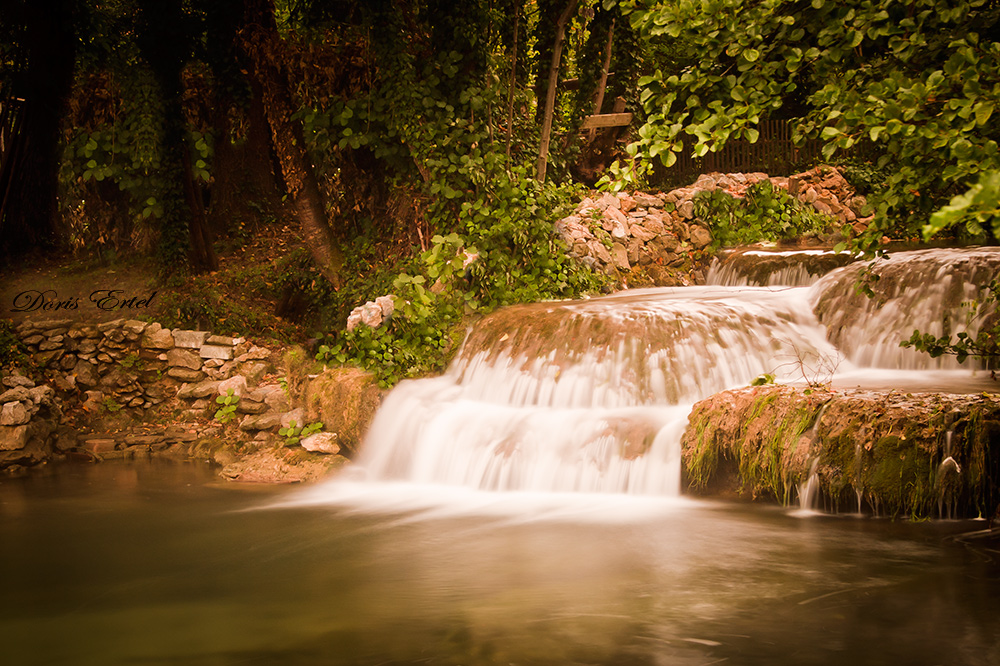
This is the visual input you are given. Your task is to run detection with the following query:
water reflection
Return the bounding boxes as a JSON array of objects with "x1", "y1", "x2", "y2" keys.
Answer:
[{"x1": 1, "y1": 461, "x2": 998, "y2": 665}]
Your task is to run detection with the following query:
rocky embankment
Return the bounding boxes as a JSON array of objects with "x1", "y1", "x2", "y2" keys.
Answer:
[
  {"x1": 555, "y1": 165, "x2": 869, "y2": 283},
  {"x1": 683, "y1": 385, "x2": 1000, "y2": 519},
  {"x1": 1, "y1": 318, "x2": 384, "y2": 481}
]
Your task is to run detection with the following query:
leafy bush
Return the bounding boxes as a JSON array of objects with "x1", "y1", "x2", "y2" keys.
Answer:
[
  {"x1": 694, "y1": 181, "x2": 833, "y2": 248},
  {"x1": 0, "y1": 320, "x2": 31, "y2": 373}
]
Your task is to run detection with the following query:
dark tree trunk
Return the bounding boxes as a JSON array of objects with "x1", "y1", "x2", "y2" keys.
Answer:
[
  {"x1": 0, "y1": 0, "x2": 76, "y2": 259},
  {"x1": 238, "y1": 0, "x2": 346, "y2": 288},
  {"x1": 136, "y1": 0, "x2": 218, "y2": 274}
]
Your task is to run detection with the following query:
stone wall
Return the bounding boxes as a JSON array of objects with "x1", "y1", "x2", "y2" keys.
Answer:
[
  {"x1": 2, "y1": 318, "x2": 378, "y2": 478},
  {"x1": 556, "y1": 165, "x2": 869, "y2": 282}
]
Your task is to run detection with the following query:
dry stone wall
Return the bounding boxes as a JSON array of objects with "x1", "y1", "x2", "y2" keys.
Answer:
[
  {"x1": 2, "y1": 318, "x2": 370, "y2": 477},
  {"x1": 556, "y1": 166, "x2": 870, "y2": 282}
]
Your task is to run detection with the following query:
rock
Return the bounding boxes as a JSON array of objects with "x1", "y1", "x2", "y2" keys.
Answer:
[
  {"x1": 375, "y1": 295, "x2": 395, "y2": 318},
  {"x1": 629, "y1": 223, "x2": 659, "y2": 243},
  {"x1": 264, "y1": 389, "x2": 291, "y2": 413},
  {"x1": 587, "y1": 240, "x2": 612, "y2": 264},
  {"x1": 172, "y1": 330, "x2": 210, "y2": 349},
  {"x1": 73, "y1": 360, "x2": 100, "y2": 388},
  {"x1": 302, "y1": 367, "x2": 383, "y2": 455},
  {"x1": 689, "y1": 225, "x2": 713, "y2": 249},
  {"x1": 2, "y1": 375, "x2": 34, "y2": 389},
  {"x1": 634, "y1": 192, "x2": 664, "y2": 208},
  {"x1": 676, "y1": 200, "x2": 695, "y2": 220},
  {"x1": 0, "y1": 425, "x2": 30, "y2": 451},
  {"x1": 82, "y1": 439, "x2": 118, "y2": 454},
  {"x1": 141, "y1": 324, "x2": 175, "y2": 349},
  {"x1": 281, "y1": 408, "x2": 306, "y2": 429},
  {"x1": 236, "y1": 400, "x2": 268, "y2": 415},
  {"x1": 27, "y1": 385, "x2": 55, "y2": 406},
  {"x1": 166, "y1": 348, "x2": 202, "y2": 369},
  {"x1": 0, "y1": 387, "x2": 31, "y2": 404},
  {"x1": 301, "y1": 432, "x2": 340, "y2": 454},
  {"x1": 199, "y1": 344, "x2": 234, "y2": 360},
  {"x1": 177, "y1": 379, "x2": 221, "y2": 400},
  {"x1": 206, "y1": 334, "x2": 235, "y2": 346},
  {"x1": 239, "y1": 412, "x2": 284, "y2": 432},
  {"x1": 242, "y1": 362, "x2": 268, "y2": 385},
  {"x1": 611, "y1": 242, "x2": 631, "y2": 271},
  {"x1": 217, "y1": 375, "x2": 248, "y2": 398},
  {"x1": 97, "y1": 319, "x2": 126, "y2": 332},
  {"x1": 1, "y1": 402, "x2": 31, "y2": 426}
]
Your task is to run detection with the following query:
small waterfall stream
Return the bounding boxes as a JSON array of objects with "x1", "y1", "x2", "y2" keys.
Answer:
[{"x1": 323, "y1": 247, "x2": 1000, "y2": 501}]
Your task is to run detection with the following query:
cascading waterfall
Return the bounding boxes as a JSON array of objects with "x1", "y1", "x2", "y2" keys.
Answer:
[
  {"x1": 810, "y1": 247, "x2": 1000, "y2": 369},
  {"x1": 355, "y1": 287, "x2": 843, "y2": 497},
  {"x1": 331, "y1": 247, "x2": 1000, "y2": 501}
]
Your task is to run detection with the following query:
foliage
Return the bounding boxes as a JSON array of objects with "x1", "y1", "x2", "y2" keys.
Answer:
[
  {"x1": 0, "y1": 320, "x2": 32, "y2": 373},
  {"x1": 901, "y1": 280, "x2": 1000, "y2": 367},
  {"x1": 693, "y1": 181, "x2": 833, "y2": 248},
  {"x1": 278, "y1": 420, "x2": 323, "y2": 447},
  {"x1": 102, "y1": 396, "x2": 123, "y2": 413},
  {"x1": 613, "y1": 0, "x2": 1000, "y2": 250},
  {"x1": 214, "y1": 389, "x2": 240, "y2": 423}
]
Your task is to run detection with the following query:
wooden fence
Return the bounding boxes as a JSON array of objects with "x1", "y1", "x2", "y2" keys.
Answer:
[{"x1": 651, "y1": 119, "x2": 827, "y2": 186}]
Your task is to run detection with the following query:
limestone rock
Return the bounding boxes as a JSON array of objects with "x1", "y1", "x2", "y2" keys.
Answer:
[
  {"x1": 0, "y1": 425, "x2": 30, "y2": 451},
  {"x1": 141, "y1": 324, "x2": 175, "y2": 349},
  {"x1": 281, "y1": 408, "x2": 306, "y2": 429},
  {"x1": 166, "y1": 348, "x2": 202, "y2": 370},
  {"x1": 172, "y1": 330, "x2": 210, "y2": 349},
  {"x1": 177, "y1": 379, "x2": 221, "y2": 400},
  {"x1": 0, "y1": 387, "x2": 31, "y2": 404},
  {"x1": 0, "y1": 402, "x2": 30, "y2": 426},
  {"x1": 239, "y1": 412, "x2": 284, "y2": 432},
  {"x1": 217, "y1": 375, "x2": 248, "y2": 398},
  {"x1": 199, "y1": 344, "x2": 234, "y2": 360},
  {"x1": 301, "y1": 432, "x2": 340, "y2": 455}
]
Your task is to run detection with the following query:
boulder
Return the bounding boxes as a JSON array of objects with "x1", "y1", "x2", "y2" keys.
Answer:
[
  {"x1": 301, "y1": 432, "x2": 340, "y2": 455},
  {"x1": 301, "y1": 367, "x2": 383, "y2": 455}
]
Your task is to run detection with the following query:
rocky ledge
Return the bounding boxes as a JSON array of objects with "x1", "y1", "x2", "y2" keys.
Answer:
[{"x1": 683, "y1": 385, "x2": 1000, "y2": 519}]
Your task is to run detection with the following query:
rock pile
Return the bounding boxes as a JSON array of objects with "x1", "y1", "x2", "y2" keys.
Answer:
[
  {"x1": 555, "y1": 166, "x2": 870, "y2": 282},
  {"x1": 13, "y1": 318, "x2": 273, "y2": 416},
  {"x1": 0, "y1": 371, "x2": 61, "y2": 472}
]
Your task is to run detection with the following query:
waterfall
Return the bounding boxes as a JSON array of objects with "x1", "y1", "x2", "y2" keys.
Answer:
[
  {"x1": 327, "y1": 246, "x2": 1000, "y2": 500},
  {"x1": 706, "y1": 249, "x2": 857, "y2": 287},
  {"x1": 810, "y1": 247, "x2": 1000, "y2": 369},
  {"x1": 354, "y1": 287, "x2": 842, "y2": 496}
]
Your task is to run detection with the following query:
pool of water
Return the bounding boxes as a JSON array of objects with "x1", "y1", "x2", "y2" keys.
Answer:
[{"x1": 1, "y1": 460, "x2": 998, "y2": 666}]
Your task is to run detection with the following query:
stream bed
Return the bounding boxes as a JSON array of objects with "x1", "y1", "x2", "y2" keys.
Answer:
[{"x1": 2, "y1": 459, "x2": 998, "y2": 666}]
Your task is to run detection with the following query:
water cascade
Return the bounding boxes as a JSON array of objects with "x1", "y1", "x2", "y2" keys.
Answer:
[
  {"x1": 810, "y1": 247, "x2": 1000, "y2": 369},
  {"x1": 338, "y1": 247, "x2": 1000, "y2": 501},
  {"x1": 706, "y1": 249, "x2": 857, "y2": 287}
]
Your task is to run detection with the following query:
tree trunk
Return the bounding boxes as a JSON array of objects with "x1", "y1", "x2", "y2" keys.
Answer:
[
  {"x1": 0, "y1": 0, "x2": 76, "y2": 259},
  {"x1": 536, "y1": 0, "x2": 578, "y2": 183},
  {"x1": 239, "y1": 0, "x2": 345, "y2": 288}
]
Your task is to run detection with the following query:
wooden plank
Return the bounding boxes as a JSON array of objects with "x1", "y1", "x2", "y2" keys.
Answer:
[{"x1": 580, "y1": 112, "x2": 633, "y2": 129}]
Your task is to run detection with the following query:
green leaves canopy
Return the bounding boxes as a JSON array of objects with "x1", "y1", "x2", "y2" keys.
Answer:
[{"x1": 618, "y1": 0, "x2": 1000, "y2": 245}]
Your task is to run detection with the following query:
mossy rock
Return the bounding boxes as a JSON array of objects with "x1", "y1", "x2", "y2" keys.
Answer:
[{"x1": 301, "y1": 367, "x2": 384, "y2": 456}]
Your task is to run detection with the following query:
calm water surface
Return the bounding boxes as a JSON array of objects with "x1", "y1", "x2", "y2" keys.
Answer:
[{"x1": 1, "y1": 460, "x2": 998, "y2": 666}]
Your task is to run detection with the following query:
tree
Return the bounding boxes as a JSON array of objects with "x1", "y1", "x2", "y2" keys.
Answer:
[
  {"x1": 615, "y1": 0, "x2": 1000, "y2": 249},
  {"x1": 0, "y1": 0, "x2": 77, "y2": 259},
  {"x1": 238, "y1": 0, "x2": 347, "y2": 287}
]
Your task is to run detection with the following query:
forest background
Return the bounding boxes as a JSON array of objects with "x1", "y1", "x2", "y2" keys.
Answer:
[{"x1": 2, "y1": 0, "x2": 999, "y2": 385}]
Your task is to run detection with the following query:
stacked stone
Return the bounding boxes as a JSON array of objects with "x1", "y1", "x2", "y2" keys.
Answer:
[
  {"x1": 0, "y1": 372, "x2": 61, "y2": 471},
  {"x1": 15, "y1": 319, "x2": 274, "y2": 414},
  {"x1": 556, "y1": 190, "x2": 709, "y2": 283},
  {"x1": 173, "y1": 373, "x2": 339, "y2": 455},
  {"x1": 555, "y1": 166, "x2": 870, "y2": 280}
]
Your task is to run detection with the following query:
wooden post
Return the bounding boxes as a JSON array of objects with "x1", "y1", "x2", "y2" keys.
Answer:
[
  {"x1": 536, "y1": 0, "x2": 579, "y2": 183},
  {"x1": 588, "y1": 19, "x2": 615, "y2": 142}
]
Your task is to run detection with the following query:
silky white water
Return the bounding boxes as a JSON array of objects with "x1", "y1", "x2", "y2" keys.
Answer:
[{"x1": 299, "y1": 247, "x2": 999, "y2": 505}]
